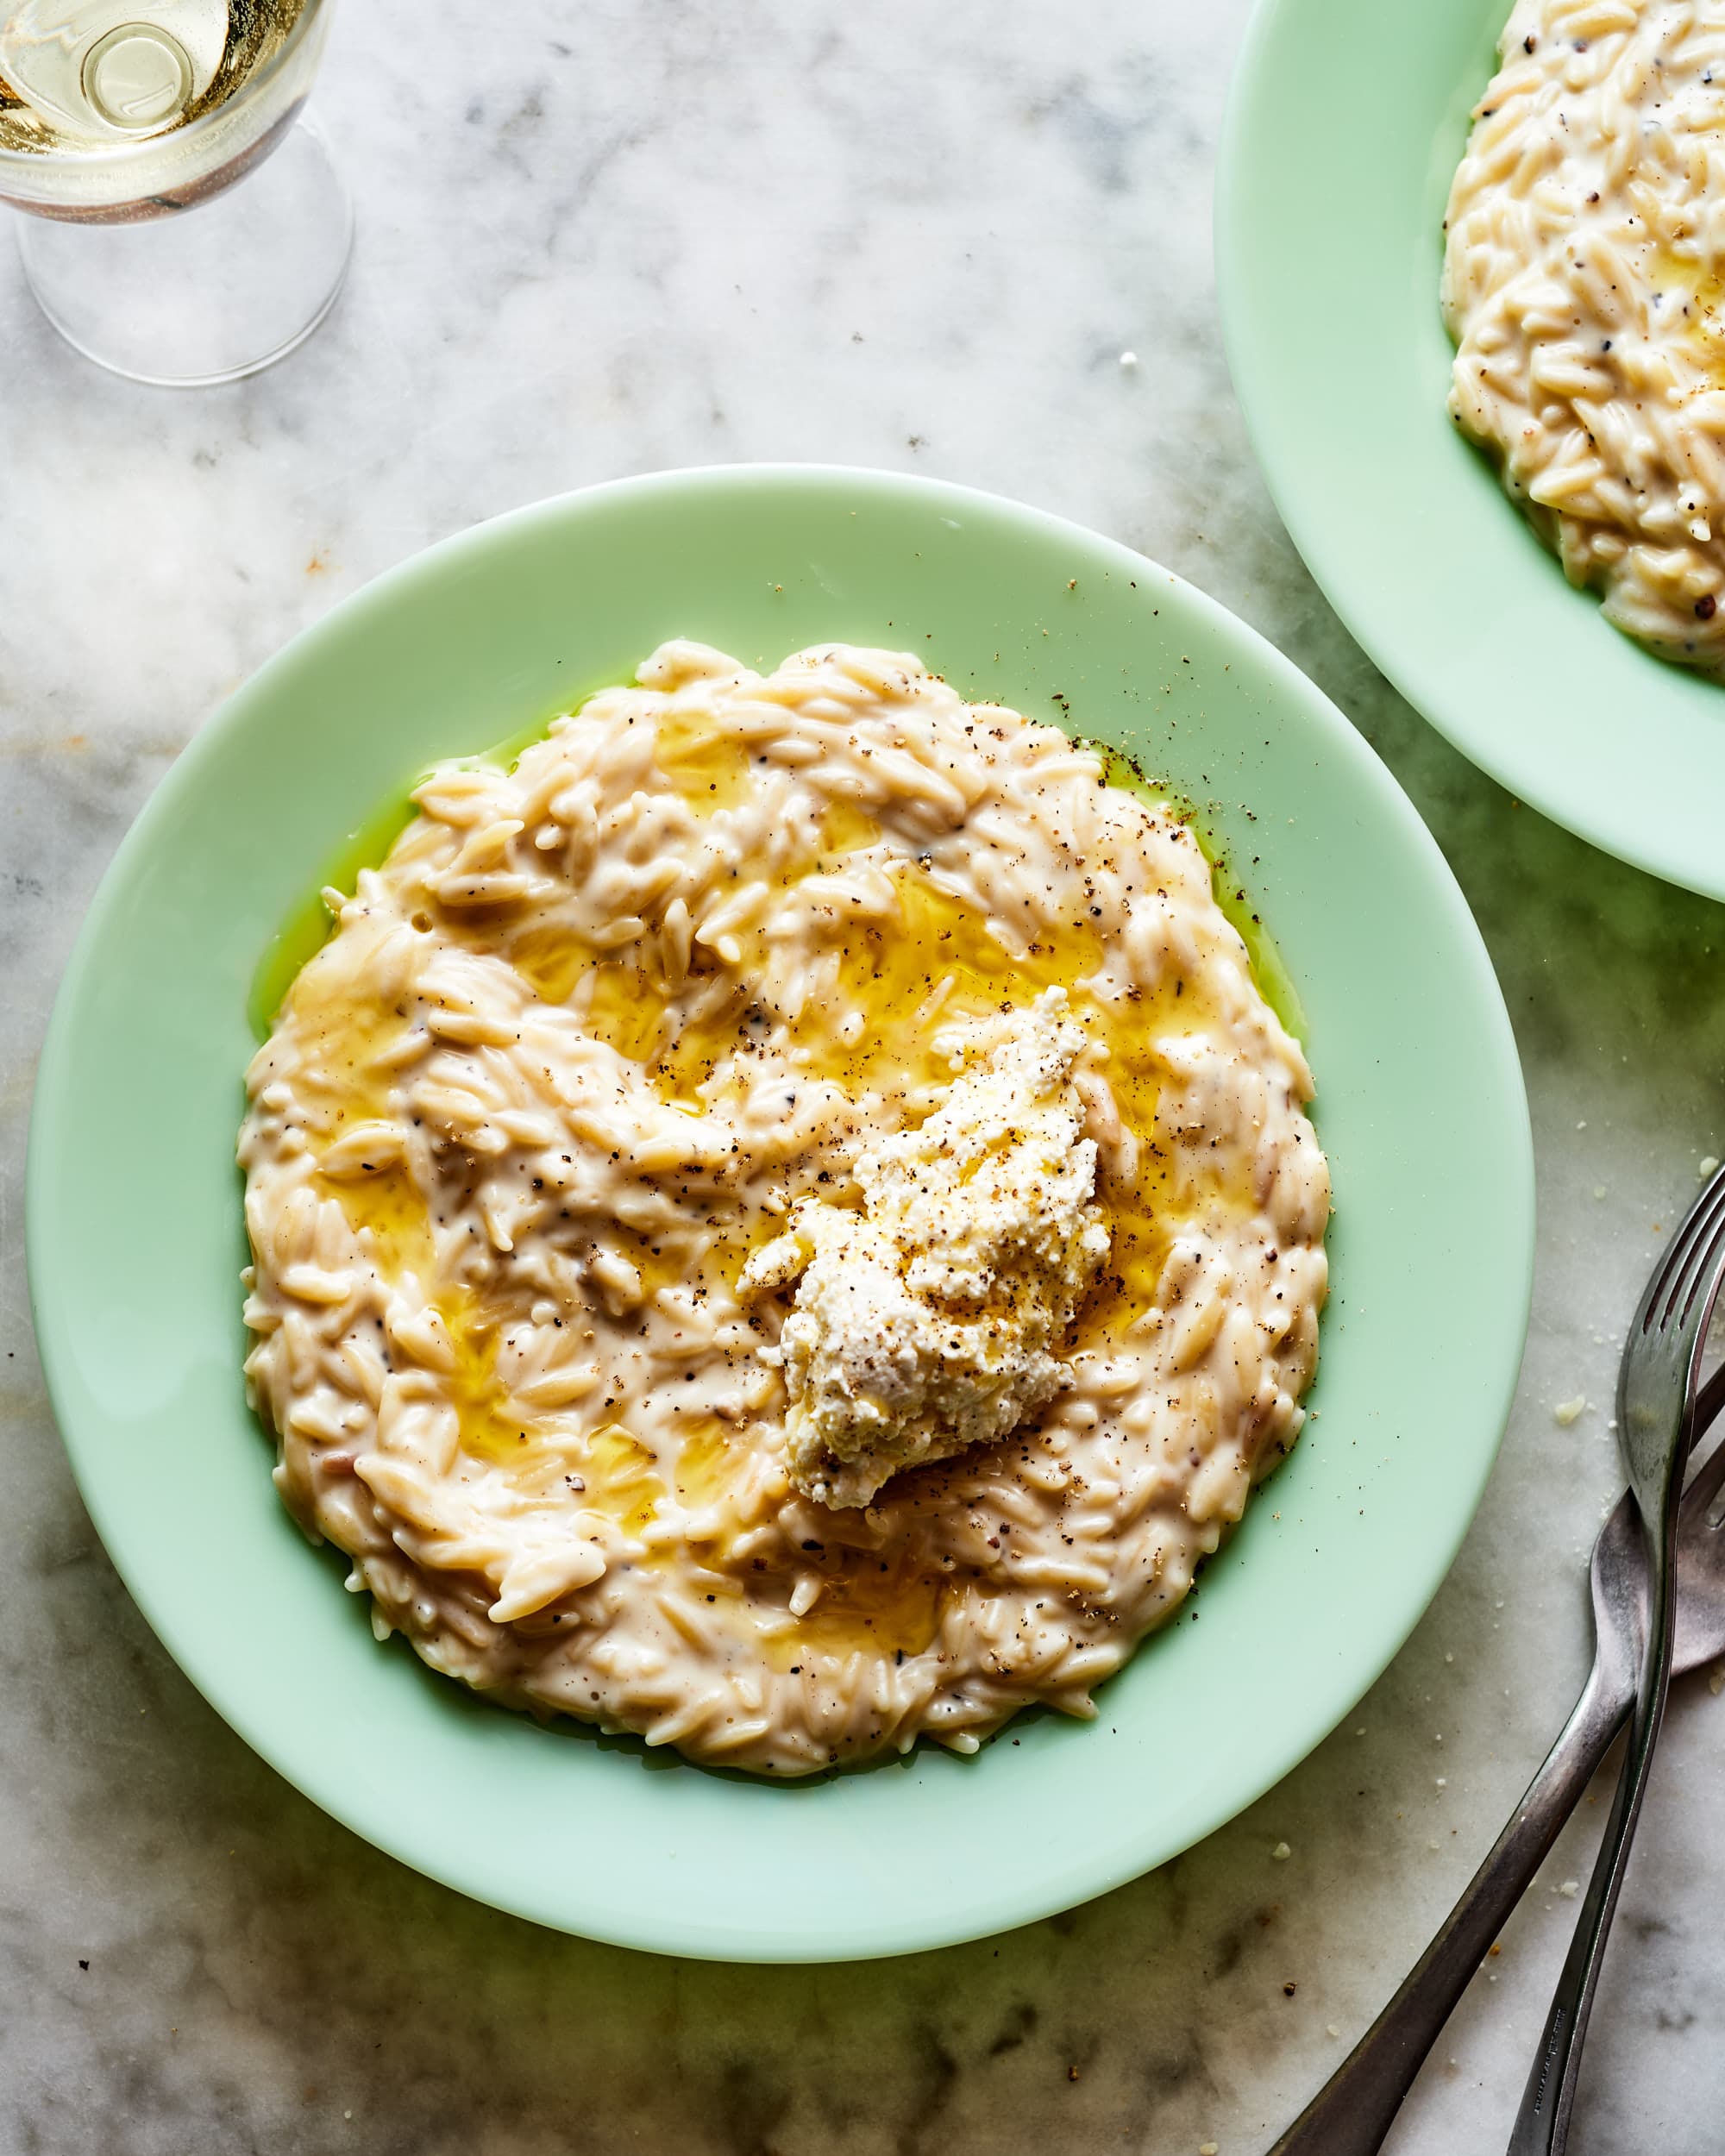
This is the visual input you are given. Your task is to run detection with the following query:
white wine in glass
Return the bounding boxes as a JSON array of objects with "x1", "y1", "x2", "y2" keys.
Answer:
[{"x1": 0, "y1": 0, "x2": 349, "y2": 383}]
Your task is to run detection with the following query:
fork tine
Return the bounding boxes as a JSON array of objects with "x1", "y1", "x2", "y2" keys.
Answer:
[
  {"x1": 1650, "y1": 1166, "x2": 1725, "y2": 1332},
  {"x1": 1691, "y1": 1356, "x2": 1725, "y2": 1438},
  {"x1": 1656, "y1": 1174, "x2": 1725, "y2": 1329},
  {"x1": 1639, "y1": 1183, "x2": 1715, "y2": 1336},
  {"x1": 1678, "y1": 1207, "x2": 1725, "y2": 1331},
  {"x1": 1684, "y1": 1424, "x2": 1725, "y2": 1520}
]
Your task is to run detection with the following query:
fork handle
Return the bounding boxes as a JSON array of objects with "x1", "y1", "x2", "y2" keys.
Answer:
[
  {"x1": 1266, "y1": 1653, "x2": 1632, "y2": 2156},
  {"x1": 1504, "y1": 1567, "x2": 1678, "y2": 2156}
]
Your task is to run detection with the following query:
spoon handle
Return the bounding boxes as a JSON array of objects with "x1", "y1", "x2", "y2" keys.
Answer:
[
  {"x1": 1504, "y1": 1563, "x2": 1678, "y2": 2156},
  {"x1": 1268, "y1": 1654, "x2": 1631, "y2": 2156}
]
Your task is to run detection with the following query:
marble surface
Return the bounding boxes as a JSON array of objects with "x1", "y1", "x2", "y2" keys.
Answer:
[{"x1": 4, "y1": 2, "x2": 1725, "y2": 2149}]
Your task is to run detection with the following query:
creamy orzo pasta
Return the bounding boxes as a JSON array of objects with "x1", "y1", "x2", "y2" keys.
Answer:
[
  {"x1": 239, "y1": 642, "x2": 1327, "y2": 1774},
  {"x1": 1445, "y1": 0, "x2": 1725, "y2": 666}
]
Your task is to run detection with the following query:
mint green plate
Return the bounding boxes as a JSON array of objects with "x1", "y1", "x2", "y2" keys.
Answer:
[
  {"x1": 1217, "y1": 0, "x2": 1725, "y2": 901},
  {"x1": 27, "y1": 467, "x2": 1532, "y2": 1961}
]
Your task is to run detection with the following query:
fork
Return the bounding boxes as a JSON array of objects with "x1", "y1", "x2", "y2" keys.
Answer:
[
  {"x1": 1507, "y1": 1164, "x2": 1725, "y2": 2153},
  {"x1": 1269, "y1": 1171, "x2": 1725, "y2": 2156}
]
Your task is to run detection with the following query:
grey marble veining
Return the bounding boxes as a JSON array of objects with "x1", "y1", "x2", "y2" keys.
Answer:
[{"x1": 3, "y1": 3, "x2": 1725, "y2": 2150}]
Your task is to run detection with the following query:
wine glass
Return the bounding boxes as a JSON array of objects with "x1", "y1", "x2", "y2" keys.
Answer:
[{"x1": 0, "y1": 0, "x2": 350, "y2": 385}]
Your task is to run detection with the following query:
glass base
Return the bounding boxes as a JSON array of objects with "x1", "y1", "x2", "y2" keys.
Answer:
[{"x1": 15, "y1": 120, "x2": 352, "y2": 386}]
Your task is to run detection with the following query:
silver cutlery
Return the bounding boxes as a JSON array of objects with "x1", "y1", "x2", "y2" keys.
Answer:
[
  {"x1": 1507, "y1": 1166, "x2": 1725, "y2": 2154},
  {"x1": 1270, "y1": 1169, "x2": 1725, "y2": 2156}
]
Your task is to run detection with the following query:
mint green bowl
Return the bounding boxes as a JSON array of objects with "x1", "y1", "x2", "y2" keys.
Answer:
[
  {"x1": 26, "y1": 467, "x2": 1532, "y2": 1961},
  {"x1": 1217, "y1": 0, "x2": 1725, "y2": 901}
]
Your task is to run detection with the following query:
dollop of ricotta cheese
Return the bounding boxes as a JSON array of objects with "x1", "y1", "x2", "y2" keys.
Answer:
[{"x1": 741, "y1": 989, "x2": 1110, "y2": 1507}]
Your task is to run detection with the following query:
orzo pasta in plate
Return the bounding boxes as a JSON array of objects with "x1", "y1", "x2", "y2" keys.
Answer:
[
  {"x1": 1444, "y1": 0, "x2": 1725, "y2": 667},
  {"x1": 239, "y1": 641, "x2": 1329, "y2": 1775}
]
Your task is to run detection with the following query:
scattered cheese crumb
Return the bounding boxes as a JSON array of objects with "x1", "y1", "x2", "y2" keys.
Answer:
[
  {"x1": 1559, "y1": 1879, "x2": 1578, "y2": 1898},
  {"x1": 1271, "y1": 1840, "x2": 1291, "y2": 1862},
  {"x1": 1702, "y1": 1157, "x2": 1721, "y2": 1179},
  {"x1": 1120, "y1": 351, "x2": 1139, "y2": 369},
  {"x1": 1200, "y1": 2144, "x2": 1220, "y2": 2155},
  {"x1": 1554, "y1": 1396, "x2": 1586, "y2": 1426},
  {"x1": 1593, "y1": 1186, "x2": 1606, "y2": 1200},
  {"x1": 1327, "y1": 2023, "x2": 1340, "y2": 2039}
]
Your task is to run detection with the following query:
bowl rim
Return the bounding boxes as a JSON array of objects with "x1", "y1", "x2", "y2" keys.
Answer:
[{"x1": 26, "y1": 463, "x2": 1535, "y2": 1959}]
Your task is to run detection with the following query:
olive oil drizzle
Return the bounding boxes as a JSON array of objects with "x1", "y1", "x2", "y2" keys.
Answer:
[{"x1": 260, "y1": 695, "x2": 1298, "y2": 1658}]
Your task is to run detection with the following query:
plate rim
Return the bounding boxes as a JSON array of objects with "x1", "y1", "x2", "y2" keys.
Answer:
[{"x1": 25, "y1": 462, "x2": 1536, "y2": 1959}]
